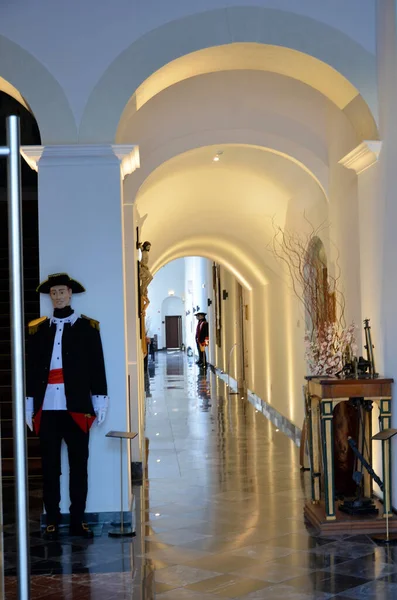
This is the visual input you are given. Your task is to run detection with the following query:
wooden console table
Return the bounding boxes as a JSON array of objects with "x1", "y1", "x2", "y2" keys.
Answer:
[{"x1": 306, "y1": 377, "x2": 393, "y2": 527}]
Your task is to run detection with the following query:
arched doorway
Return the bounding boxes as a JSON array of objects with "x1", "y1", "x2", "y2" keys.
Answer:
[{"x1": 113, "y1": 27, "x2": 378, "y2": 447}]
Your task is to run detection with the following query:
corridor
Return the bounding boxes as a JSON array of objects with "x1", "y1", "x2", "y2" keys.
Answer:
[{"x1": 3, "y1": 352, "x2": 397, "y2": 599}]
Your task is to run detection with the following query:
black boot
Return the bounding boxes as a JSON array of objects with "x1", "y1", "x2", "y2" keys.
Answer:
[
  {"x1": 69, "y1": 521, "x2": 94, "y2": 538},
  {"x1": 43, "y1": 524, "x2": 59, "y2": 540}
]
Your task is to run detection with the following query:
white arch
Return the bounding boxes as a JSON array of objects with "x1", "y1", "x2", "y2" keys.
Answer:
[
  {"x1": 79, "y1": 7, "x2": 378, "y2": 142},
  {"x1": 152, "y1": 235, "x2": 270, "y2": 291},
  {"x1": 127, "y1": 135, "x2": 329, "y2": 203},
  {"x1": 0, "y1": 34, "x2": 77, "y2": 143}
]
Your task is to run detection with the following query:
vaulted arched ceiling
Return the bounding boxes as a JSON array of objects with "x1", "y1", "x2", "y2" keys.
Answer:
[{"x1": 136, "y1": 144, "x2": 328, "y2": 289}]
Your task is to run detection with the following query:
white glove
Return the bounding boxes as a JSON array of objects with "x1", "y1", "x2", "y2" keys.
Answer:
[
  {"x1": 26, "y1": 410, "x2": 33, "y2": 432},
  {"x1": 95, "y1": 407, "x2": 107, "y2": 425}
]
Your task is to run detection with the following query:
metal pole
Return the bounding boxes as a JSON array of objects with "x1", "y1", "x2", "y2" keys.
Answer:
[
  {"x1": 6, "y1": 116, "x2": 30, "y2": 600},
  {"x1": 120, "y1": 438, "x2": 124, "y2": 535}
]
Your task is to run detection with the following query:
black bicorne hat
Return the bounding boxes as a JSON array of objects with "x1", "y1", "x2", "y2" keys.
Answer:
[
  {"x1": 36, "y1": 273, "x2": 86, "y2": 294},
  {"x1": 195, "y1": 312, "x2": 207, "y2": 318}
]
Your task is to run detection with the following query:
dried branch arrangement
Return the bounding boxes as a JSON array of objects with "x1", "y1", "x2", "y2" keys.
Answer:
[{"x1": 269, "y1": 217, "x2": 356, "y2": 375}]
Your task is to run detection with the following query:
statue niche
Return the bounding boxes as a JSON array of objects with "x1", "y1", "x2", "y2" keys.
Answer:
[{"x1": 138, "y1": 240, "x2": 153, "y2": 358}]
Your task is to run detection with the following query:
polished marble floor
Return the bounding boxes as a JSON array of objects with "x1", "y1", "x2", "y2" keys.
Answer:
[{"x1": 3, "y1": 351, "x2": 397, "y2": 598}]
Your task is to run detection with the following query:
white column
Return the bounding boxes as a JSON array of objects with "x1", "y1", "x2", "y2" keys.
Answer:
[
  {"x1": 377, "y1": 0, "x2": 397, "y2": 377},
  {"x1": 377, "y1": 0, "x2": 397, "y2": 504},
  {"x1": 336, "y1": 0, "x2": 397, "y2": 504},
  {"x1": 338, "y1": 143, "x2": 383, "y2": 366},
  {"x1": 22, "y1": 144, "x2": 140, "y2": 515}
]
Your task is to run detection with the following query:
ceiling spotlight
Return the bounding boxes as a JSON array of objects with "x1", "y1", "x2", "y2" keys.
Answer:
[{"x1": 213, "y1": 150, "x2": 223, "y2": 162}]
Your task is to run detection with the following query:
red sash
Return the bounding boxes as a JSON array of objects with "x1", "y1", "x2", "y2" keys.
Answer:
[
  {"x1": 33, "y1": 368, "x2": 96, "y2": 434},
  {"x1": 48, "y1": 369, "x2": 64, "y2": 384},
  {"x1": 33, "y1": 409, "x2": 95, "y2": 435}
]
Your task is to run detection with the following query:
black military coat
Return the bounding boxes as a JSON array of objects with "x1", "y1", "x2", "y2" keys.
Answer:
[
  {"x1": 196, "y1": 320, "x2": 209, "y2": 344},
  {"x1": 26, "y1": 315, "x2": 108, "y2": 417}
]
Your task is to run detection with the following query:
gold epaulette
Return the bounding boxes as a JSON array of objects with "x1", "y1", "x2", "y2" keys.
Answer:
[
  {"x1": 28, "y1": 316, "x2": 48, "y2": 335},
  {"x1": 81, "y1": 314, "x2": 100, "y2": 331}
]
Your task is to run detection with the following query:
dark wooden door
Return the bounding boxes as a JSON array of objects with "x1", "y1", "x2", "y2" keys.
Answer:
[{"x1": 165, "y1": 316, "x2": 181, "y2": 348}]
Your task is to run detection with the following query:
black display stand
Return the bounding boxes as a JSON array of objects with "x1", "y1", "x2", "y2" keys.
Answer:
[
  {"x1": 372, "y1": 428, "x2": 397, "y2": 545},
  {"x1": 105, "y1": 430, "x2": 138, "y2": 537}
]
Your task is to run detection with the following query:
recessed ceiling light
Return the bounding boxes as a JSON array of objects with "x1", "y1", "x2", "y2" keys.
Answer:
[{"x1": 213, "y1": 150, "x2": 223, "y2": 162}]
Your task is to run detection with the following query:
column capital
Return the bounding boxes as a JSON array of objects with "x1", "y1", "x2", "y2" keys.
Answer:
[
  {"x1": 338, "y1": 141, "x2": 382, "y2": 175},
  {"x1": 20, "y1": 144, "x2": 140, "y2": 180}
]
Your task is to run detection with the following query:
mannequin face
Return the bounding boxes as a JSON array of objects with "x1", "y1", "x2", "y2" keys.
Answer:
[{"x1": 50, "y1": 285, "x2": 72, "y2": 309}]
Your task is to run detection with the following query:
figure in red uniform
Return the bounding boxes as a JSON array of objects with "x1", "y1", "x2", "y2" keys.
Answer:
[
  {"x1": 25, "y1": 273, "x2": 108, "y2": 540},
  {"x1": 195, "y1": 312, "x2": 209, "y2": 369}
]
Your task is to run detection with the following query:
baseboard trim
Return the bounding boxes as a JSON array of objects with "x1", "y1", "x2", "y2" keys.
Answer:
[
  {"x1": 213, "y1": 366, "x2": 302, "y2": 447},
  {"x1": 131, "y1": 461, "x2": 143, "y2": 485},
  {"x1": 40, "y1": 510, "x2": 133, "y2": 528}
]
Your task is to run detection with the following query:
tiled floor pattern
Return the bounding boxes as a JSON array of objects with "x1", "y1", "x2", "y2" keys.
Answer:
[{"x1": 2, "y1": 352, "x2": 397, "y2": 598}]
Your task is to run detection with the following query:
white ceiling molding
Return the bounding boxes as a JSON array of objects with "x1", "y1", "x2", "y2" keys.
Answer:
[
  {"x1": 20, "y1": 145, "x2": 44, "y2": 172},
  {"x1": 111, "y1": 144, "x2": 140, "y2": 179},
  {"x1": 21, "y1": 144, "x2": 140, "y2": 180},
  {"x1": 338, "y1": 141, "x2": 382, "y2": 175}
]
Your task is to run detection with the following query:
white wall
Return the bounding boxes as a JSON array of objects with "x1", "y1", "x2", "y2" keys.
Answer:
[
  {"x1": 37, "y1": 147, "x2": 130, "y2": 514},
  {"x1": 145, "y1": 258, "x2": 185, "y2": 348},
  {"x1": 184, "y1": 257, "x2": 209, "y2": 354}
]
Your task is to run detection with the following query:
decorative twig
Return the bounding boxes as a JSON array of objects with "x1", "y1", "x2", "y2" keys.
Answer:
[{"x1": 268, "y1": 216, "x2": 355, "y2": 374}]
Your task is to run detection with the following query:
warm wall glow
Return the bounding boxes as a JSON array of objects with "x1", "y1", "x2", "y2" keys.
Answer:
[
  {"x1": 264, "y1": 287, "x2": 271, "y2": 404},
  {"x1": 285, "y1": 291, "x2": 295, "y2": 423},
  {"x1": 248, "y1": 291, "x2": 255, "y2": 389}
]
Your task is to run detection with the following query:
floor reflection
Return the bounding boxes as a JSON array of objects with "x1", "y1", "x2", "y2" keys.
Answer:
[{"x1": 3, "y1": 351, "x2": 394, "y2": 599}]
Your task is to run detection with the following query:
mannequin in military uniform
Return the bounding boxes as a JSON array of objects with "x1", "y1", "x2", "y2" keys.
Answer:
[
  {"x1": 26, "y1": 273, "x2": 108, "y2": 540},
  {"x1": 195, "y1": 312, "x2": 209, "y2": 369}
]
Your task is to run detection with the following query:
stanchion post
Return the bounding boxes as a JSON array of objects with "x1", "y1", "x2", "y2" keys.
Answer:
[{"x1": 6, "y1": 115, "x2": 30, "y2": 599}]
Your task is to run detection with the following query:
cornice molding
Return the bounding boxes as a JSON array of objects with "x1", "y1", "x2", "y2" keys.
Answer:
[
  {"x1": 111, "y1": 144, "x2": 140, "y2": 179},
  {"x1": 20, "y1": 144, "x2": 140, "y2": 180},
  {"x1": 339, "y1": 140, "x2": 382, "y2": 175},
  {"x1": 20, "y1": 146, "x2": 44, "y2": 173}
]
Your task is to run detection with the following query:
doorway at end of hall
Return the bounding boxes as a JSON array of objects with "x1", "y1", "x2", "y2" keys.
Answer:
[{"x1": 165, "y1": 315, "x2": 182, "y2": 349}]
